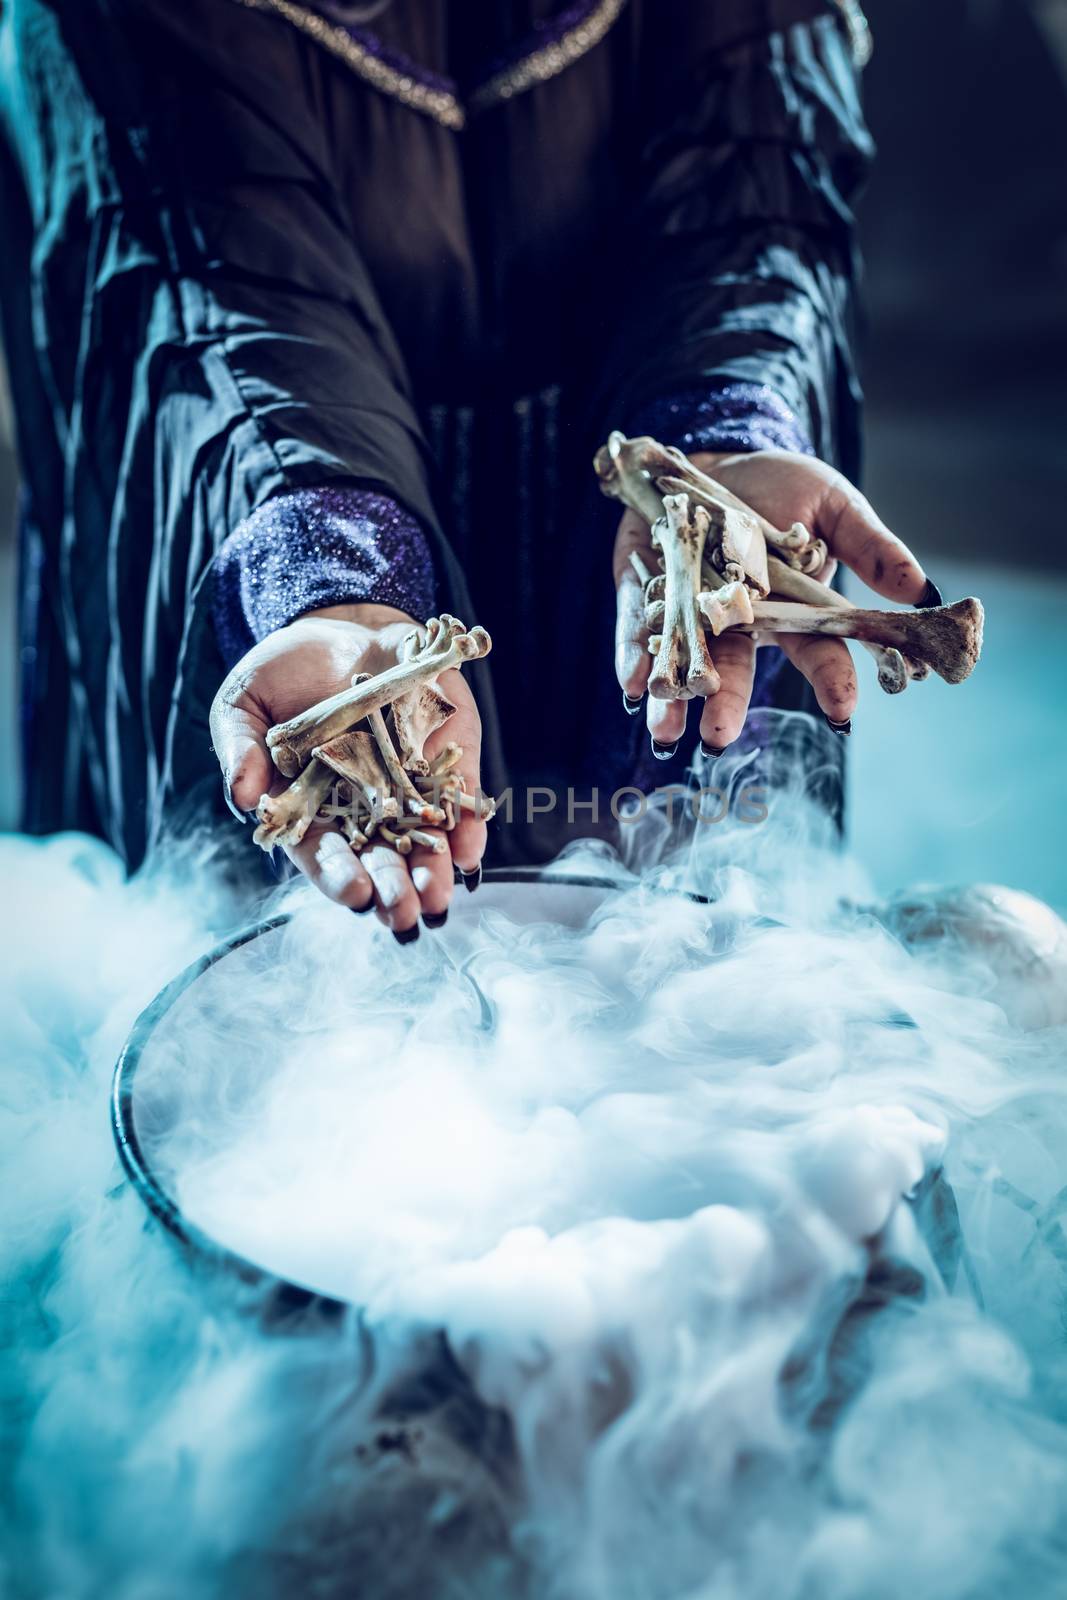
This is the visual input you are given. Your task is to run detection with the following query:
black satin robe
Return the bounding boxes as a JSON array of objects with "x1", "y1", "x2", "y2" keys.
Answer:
[{"x1": 0, "y1": 0, "x2": 872, "y2": 865}]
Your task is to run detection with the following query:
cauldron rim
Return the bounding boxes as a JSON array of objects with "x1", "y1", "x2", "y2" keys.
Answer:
[
  {"x1": 110, "y1": 868, "x2": 629, "y2": 1314},
  {"x1": 112, "y1": 867, "x2": 960, "y2": 1315}
]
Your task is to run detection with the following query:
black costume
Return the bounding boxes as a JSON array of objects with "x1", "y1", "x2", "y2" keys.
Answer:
[{"x1": 0, "y1": 0, "x2": 872, "y2": 865}]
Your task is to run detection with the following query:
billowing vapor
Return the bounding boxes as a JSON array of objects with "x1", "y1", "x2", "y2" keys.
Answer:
[{"x1": 3, "y1": 717, "x2": 1067, "y2": 1599}]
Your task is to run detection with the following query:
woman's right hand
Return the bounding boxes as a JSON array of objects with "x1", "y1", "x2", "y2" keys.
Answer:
[{"x1": 209, "y1": 603, "x2": 486, "y2": 937}]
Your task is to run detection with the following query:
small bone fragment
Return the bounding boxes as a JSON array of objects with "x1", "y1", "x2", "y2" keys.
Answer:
[
  {"x1": 648, "y1": 493, "x2": 721, "y2": 701},
  {"x1": 696, "y1": 581, "x2": 756, "y2": 635},
  {"x1": 340, "y1": 815, "x2": 370, "y2": 850},
  {"x1": 378, "y1": 824, "x2": 414, "y2": 855},
  {"x1": 428, "y1": 742, "x2": 464, "y2": 776},
  {"x1": 746, "y1": 597, "x2": 984, "y2": 684},
  {"x1": 407, "y1": 827, "x2": 449, "y2": 854},
  {"x1": 253, "y1": 758, "x2": 335, "y2": 850},
  {"x1": 629, "y1": 549, "x2": 657, "y2": 588},
  {"x1": 267, "y1": 617, "x2": 491, "y2": 776}
]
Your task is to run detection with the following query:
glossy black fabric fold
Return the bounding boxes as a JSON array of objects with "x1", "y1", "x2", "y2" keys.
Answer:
[{"x1": 0, "y1": 0, "x2": 871, "y2": 865}]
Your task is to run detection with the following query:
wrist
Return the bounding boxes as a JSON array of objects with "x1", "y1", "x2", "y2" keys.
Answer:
[{"x1": 298, "y1": 602, "x2": 419, "y2": 630}]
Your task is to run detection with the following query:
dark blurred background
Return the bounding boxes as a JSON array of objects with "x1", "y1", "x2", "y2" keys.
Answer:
[
  {"x1": 1, "y1": 0, "x2": 1064, "y2": 898},
  {"x1": 860, "y1": 0, "x2": 1067, "y2": 571}
]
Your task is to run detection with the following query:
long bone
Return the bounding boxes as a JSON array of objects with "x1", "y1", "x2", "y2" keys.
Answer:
[
  {"x1": 266, "y1": 616, "x2": 491, "y2": 776},
  {"x1": 643, "y1": 593, "x2": 981, "y2": 684},
  {"x1": 745, "y1": 597, "x2": 984, "y2": 684},
  {"x1": 648, "y1": 493, "x2": 722, "y2": 700},
  {"x1": 365, "y1": 705, "x2": 446, "y2": 825},
  {"x1": 765, "y1": 556, "x2": 916, "y2": 692},
  {"x1": 253, "y1": 757, "x2": 335, "y2": 850}
]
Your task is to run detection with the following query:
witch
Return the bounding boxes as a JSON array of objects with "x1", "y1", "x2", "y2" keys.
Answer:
[{"x1": 0, "y1": 0, "x2": 936, "y2": 936}]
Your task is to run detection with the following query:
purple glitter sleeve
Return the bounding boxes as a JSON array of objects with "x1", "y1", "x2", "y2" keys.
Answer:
[
  {"x1": 627, "y1": 382, "x2": 816, "y2": 459},
  {"x1": 211, "y1": 486, "x2": 436, "y2": 667}
]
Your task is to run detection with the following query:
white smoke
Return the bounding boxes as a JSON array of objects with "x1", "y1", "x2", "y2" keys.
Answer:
[{"x1": 3, "y1": 722, "x2": 1067, "y2": 1599}]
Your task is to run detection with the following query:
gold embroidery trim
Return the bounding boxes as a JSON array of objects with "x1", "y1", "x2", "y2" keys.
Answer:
[
  {"x1": 233, "y1": 0, "x2": 467, "y2": 129},
  {"x1": 467, "y1": 0, "x2": 628, "y2": 113},
  {"x1": 231, "y1": 0, "x2": 629, "y2": 128}
]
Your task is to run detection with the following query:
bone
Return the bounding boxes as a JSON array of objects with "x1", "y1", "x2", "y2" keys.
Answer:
[
  {"x1": 267, "y1": 616, "x2": 491, "y2": 776},
  {"x1": 696, "y1": 581, "x2": 755, "y2": 636},
  {"x1": 252, "y1": 758, "x2": 335, "y2": 851},
  {"x1": 406, "y1": 827, "x2": 449, "y2": 854},
  {"x1": 629, "y1": 550, "x2": 657, "y2": 589},
  {"x1": 366, "y1": 706, "x2": 446, "y2": 825},
  {"x1": 388, "y1": 682, "x2": 457, "y2": 774},
  {"x1": 745, "y1": 598, "x2": 985, "y2": 684},
  {"x1": 427, "y1": 742, "x2": 464, "y2": 777},
  {"x1": 313, "y1": 730, "x2": 398, "y2": 829},
  {"x1": 655, "y1": 476, "x2": 769, "y2": 597},
  {"x1": 594, "y1": 431, "x2": 670, "y2": 526},
  {"x1": 764, "y1": 558, "x2": 912, "y2": 693},
  {"x1": 597, "y1": 431, "x2": 820, "y2": 573},
  {"x1": 648, "y1": 493, "x2": 721, "y2": 701}
]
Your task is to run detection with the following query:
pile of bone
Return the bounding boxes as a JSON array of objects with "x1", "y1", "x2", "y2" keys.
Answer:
[
  {"x1": 595, "y1": 431, "x2": 984, "y2": 699},
  {"x1": 253, "y1": 615, "x2": 495, "y2": 856}
]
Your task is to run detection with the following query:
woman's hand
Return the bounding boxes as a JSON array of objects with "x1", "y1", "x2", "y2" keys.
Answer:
[
  {"x1": 613, "y1": 448, "x2": 936, "y2": 753},
  {"x1": 209, "y1": 604, "x2": 486, "y2": 935}
]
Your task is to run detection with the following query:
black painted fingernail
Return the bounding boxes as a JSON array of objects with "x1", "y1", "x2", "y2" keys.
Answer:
[
  {"x1": 699, "y1": 741, "x2": 729, "y2": 760},
  {"x1": 916, "y1": 578, "x2": 943, "y2": 609},
  {"x1": 623, "y1": 693, "x2": 644, "y2": 716},
  {"x1": 422, "y1": 910, "x2": 448, "y2": 929},
  {"x1": 824, "y1": 715, "x2": 852, "y2": 737},
  {"x1": 458, "y1": 864, "x2": 482, "y2": 893},
  {"x1": 393, "y1": 924, "x2": 420, "y2": 944},
  {"x1": 651, "y1": 739, "x2": 679, "y2": 762},
  {"x1": 222, "y1": 777, "x2": 245, "y2": 823},
  {"x1": 351, "y1": 901, "x2": 375, "y2": 915}
]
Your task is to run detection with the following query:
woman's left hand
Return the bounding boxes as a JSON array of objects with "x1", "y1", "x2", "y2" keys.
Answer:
[{"x1": 613, "y1": 448, "x2": 935, "y2": 752}]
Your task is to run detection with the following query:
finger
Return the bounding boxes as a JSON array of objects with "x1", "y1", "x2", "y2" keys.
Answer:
[
  {"x1": 361, "y1": 843, "x2": 422, "y2": 934},
  {"x1": 776, "y1": 634, "x2": 858, "y2": 723},
  {"x1": 431, "y1": 669, "x2": 486, "y2": 875},
  {"x1": 614, "y1": 509, "x2": 654, "y2": 697},
  {"x1": 286, "y1": 822, "x2": 375, "y2": 911},
  {"x1": 700, "y1": 632, "x2": 756, "y2": 750},
  {"x1": 615, "y1": 568, "x2": 652, "y2": 698},
  {"x1": 646, "y1": 693, "x2": 686, "y2": 749},
  {"x1": 408, "y1": 836, "x2": 454, "y2": 924},
  {"x1": 209, "y1": 682, "x2": 273, "y2": 813},
  {"x1": 822, "y1": 479, "x2": 927, "y2": 605}
]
